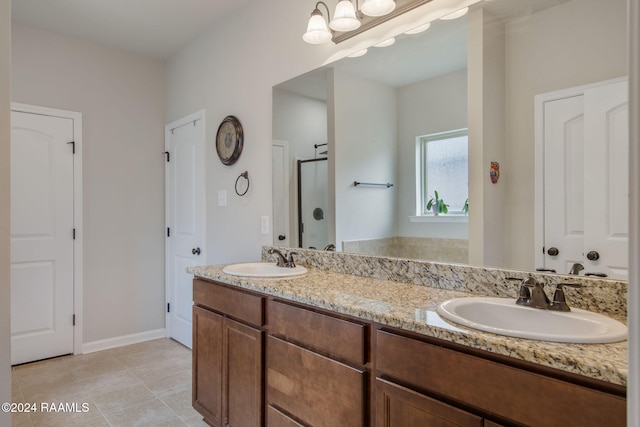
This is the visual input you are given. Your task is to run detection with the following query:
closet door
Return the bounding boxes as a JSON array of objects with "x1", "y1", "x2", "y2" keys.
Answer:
[
  {"x1": 542, "y1": 94, "x2": 585, "y2": 275},
  {"x1": 540, "y1": 79, "x2": 628, "y2": 280},
  {"x1": 583, "y1": 80, "x2": 628, "y2": 279}
]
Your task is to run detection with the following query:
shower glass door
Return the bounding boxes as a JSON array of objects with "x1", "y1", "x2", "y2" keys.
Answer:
[{"x1": 298, "y1": 158, "x2": 330, "y2": 249}]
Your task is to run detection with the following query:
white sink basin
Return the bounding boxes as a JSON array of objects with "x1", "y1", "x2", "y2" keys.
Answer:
[
  {"x1": 436, "y1": 297, "x2": 627, "y2": 343},
  {"x1": 222, "y1": 262, "x2": 307, "y2": 278}
]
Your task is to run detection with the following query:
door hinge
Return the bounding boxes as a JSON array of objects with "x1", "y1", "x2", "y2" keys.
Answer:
[
  {"x1": 72, "y1": 314, "x2": 76, "y2": 326},
  {"x1": 67, "y1": 141, "x2": 75, "y2": 154},
  {"x1": 167, "y1": 227, "x2": 170, "y2": 237},
  {"x1": 163, "y1": 151, "x2": 170, "y2": 162},
  {"x1": 73, "y1": 228, "x2": 76, "y2": 240},
  {"x1": 167, "y1": 303, "x2": 170, "y2": 313}
]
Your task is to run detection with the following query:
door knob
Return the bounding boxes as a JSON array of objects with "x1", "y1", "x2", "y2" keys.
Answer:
[
  {"x1": 547, "y1": 247, "x2": 559, "y2": 256},
  {"x1": 278, "y1": 234, "x2": 286, "y2": 241},
  {"x1": 586, "y1": 250, "x2": 600, "y2": 261},
  {"x1": 192, "y1": 247, "x2": 201, "y2": 255}
]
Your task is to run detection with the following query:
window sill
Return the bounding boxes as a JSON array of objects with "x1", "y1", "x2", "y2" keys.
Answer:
[{"x1": 409, "y1": 215, "x2": 469, "y2": 223}]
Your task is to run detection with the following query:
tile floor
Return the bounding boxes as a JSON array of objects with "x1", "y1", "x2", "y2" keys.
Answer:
[{"x1": 11, "y1": 338, "x2": 207, "y2": 427}]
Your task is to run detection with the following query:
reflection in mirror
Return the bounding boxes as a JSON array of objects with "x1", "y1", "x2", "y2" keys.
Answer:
[
  {"x1": 272, "y1": 0, "x2": 628, "y2": 280},
  {"x1": 298, "y1": 158, "x2": 330, "y2": 250}
]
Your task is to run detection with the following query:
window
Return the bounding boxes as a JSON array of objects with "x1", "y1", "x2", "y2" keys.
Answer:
[{"x1": 417, "y1": 129, "x2": 468, "y2": 215}]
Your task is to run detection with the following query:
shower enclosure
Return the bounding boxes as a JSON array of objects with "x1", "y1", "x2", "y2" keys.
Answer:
[{"x1": 297, "y1": 158, "x2": 331, "y2": 250}]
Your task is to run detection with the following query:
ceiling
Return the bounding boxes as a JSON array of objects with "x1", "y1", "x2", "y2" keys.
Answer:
[{"x1": 11, "y1": 0, "x2": 253, "y2": 60}]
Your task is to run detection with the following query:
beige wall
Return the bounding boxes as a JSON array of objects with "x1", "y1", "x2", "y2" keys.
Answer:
[
  {"x1": 11, "y1": 24, "x2": 166, "y2": 344},
  {"x1": 397, "y1": 68, "x2": 468, "y2": 240},
  {"x1": 331, "y1": 68, "x2": 398, "y2": 248},
  {"x1": 0, "y1": 0, "x2": 11, "y2": 423}
]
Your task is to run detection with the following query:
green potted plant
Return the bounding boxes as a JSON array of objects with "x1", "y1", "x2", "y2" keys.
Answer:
[
  {"x1": 462, "y1": 198, "x2": 469, "y2": 215},
  {"x1": 426, "y1": 190, "x2": 449, "y2": 215}
]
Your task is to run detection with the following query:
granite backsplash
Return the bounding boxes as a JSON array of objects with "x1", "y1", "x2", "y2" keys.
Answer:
[{"x1": 261, "y1": 246, "x2": 627, "y2": 322}]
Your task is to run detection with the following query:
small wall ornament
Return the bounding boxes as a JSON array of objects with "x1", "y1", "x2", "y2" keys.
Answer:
[{"x1": 490, "y1": 161, "x2": 500, "y2": 184}]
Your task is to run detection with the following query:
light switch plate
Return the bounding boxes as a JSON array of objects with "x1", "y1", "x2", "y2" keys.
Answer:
[{"x1": 218, "y1": 190, "x2": 227, "y2": 206}]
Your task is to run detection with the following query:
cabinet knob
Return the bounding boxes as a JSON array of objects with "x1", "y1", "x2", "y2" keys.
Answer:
[
  {"x1": 586, "y1": 250, "x2": 600, "y2": 261},
  {"x1": 547, "y1": 247, "x2": 559, "y2": 256}
]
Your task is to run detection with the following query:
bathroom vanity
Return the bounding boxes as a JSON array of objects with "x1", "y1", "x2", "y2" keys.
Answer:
[{"x1": 189, "y1": 251, "x2": 627, "y2": 427}]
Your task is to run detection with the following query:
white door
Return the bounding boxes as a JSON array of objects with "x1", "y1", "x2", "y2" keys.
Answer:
[
  {"x1": 537, "y1": 79, "x2": 628, "y2": 279},
  {"x1": 542, "y1": 94, "x2": 585, "y2": 274},
  {"x1": 272, "y1": 141, "x2": 290, "y2": 247},
  {"x1": 583, "y1": 80, "x2": 629, "y2": 279},
  {"x1": 166, "y1": 111, "x2": 205, "y2": 349},
  {"x1": 11, "y1": 110, "x2": 75, "y2": 365}
]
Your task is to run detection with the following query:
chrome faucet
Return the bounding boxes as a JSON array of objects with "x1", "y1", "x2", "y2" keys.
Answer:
[
  {"x1": 569, "y1": 263, "x2": 584, "y2": 275},
  {"x1": 513, "y1": 276, "x2": 584, "y2": 312},
  {"x1": 518, "y1": 277, "x2": 551, "y2": 309},
  {"x1": 323, "y1": 243, "x2": 336, "y2": 251},
  {"x1": 267, "y1": 248, "x2": 297, "y2": 268}
]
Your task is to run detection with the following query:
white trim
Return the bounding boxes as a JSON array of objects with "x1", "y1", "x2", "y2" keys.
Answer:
[
  {"x1": 272, "y1": 140, "x2": 290, "y2": 247},
  {"x1": 164, "y1": 110, "x2": 206, "y2": 343},
  {"x1": 628, "y1": 0, "x2": 639, "y2": 424},
  {"x1": 533, "y1": 77, "x2": 628, "y2": 269},
  {"x1": 409, "y1": 215, "x2": 468, "y2": 223},
  {"x1": 81, "y1": 329, "x2": 166, "y2": 354},
  {"x1": 10, "y1": 103, "x2": 84, "y2": 358}
]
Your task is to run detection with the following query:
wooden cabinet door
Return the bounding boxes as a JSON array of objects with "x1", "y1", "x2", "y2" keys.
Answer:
[
  {"x1": 193, "y1": 306, "x2": 224, "y2": 427},
  {"x1": 223, "y1": 317, "x2": 264, "y2": 427},
  {"x1": 375, "y1": 378, "x2": 483, "y2": 427}
]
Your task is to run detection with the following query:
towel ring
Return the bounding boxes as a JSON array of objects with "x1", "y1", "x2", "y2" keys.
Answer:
[{"x1": 235, "y1": 171, "x2": 250, "y2": 196}]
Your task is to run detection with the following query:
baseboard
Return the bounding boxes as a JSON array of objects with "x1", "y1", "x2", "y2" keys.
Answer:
[{"x1": 81, "y1": 328, "x2": 167, "y2": 354}]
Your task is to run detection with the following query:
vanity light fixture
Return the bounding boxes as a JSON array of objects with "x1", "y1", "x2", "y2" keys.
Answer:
[
  {"x1": 373, "y1": 37, "x2": 396, "y2": 47},
  {"x1": 404, "y1": 21, "x2": 431, "y2": 34},
  {"x1": 303, "y1": 0, "x2": 398, "y2": 44},
  {"x1": 440, "y1": 6, "x2": 469, "y2": 20},
  {"x1": 303, "y1": 0, "x2": 475, "y2": 45}
]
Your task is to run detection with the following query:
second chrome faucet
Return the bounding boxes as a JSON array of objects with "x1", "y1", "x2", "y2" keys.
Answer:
[
  {"x1": 268, "y1": 248, "x2": 297, "y2": 268},
  {"x1": 512, "y1": 276, "x2": 584, "y2": 312}
]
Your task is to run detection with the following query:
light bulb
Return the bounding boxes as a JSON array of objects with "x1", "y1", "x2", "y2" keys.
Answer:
[
  {"x1": 330, "y1": 0, "x2": 361, "y2": 32},
  {"x1": 360, "y1": 0, "x2": 395, "y2": 17},
  {"x1": 303, "y1": 10, "x2": 332, "y2": 44},
  {"x1": 348, "y1": 49, "x2": 368, "y2": 58},
  {"x1": 405, "y1": 22, "x2": 431, "y2": 35},
  {"x1": 440, "y1": 7, "x2": 469, "y2": 20},
  {"x1": 373, "y1": 38, "x2": 396, "y2": 48}
]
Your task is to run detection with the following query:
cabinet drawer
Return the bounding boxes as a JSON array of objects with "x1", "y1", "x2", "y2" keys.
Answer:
[
  {"x1": 375, "y1": 330, "x2": 626, "y2": 427},
  {"x1": 267, "y1": 336, "x2": 367, "y2": 427},
  {"x1": 267, "y1": 405, "x2": 305, "y2": 427},
  {"x1": 375, "y1": 378, "x2": 483, "y2": 427},
  {"x1": 193, "y1": 279, "x2": 264, "y2": 326},
  {"x1": 267, "y1": 299, "x2": 367, "y2": 365}
]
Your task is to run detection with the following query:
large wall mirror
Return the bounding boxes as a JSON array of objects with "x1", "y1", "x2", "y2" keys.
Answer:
[{"x1": 272, "y1": 0, "x2": 628, "y2": 280}]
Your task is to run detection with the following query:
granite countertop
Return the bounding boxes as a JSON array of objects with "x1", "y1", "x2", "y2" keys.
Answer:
[{"x1": 187, "y1": 264, "x2": 628, "y2": 387}]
